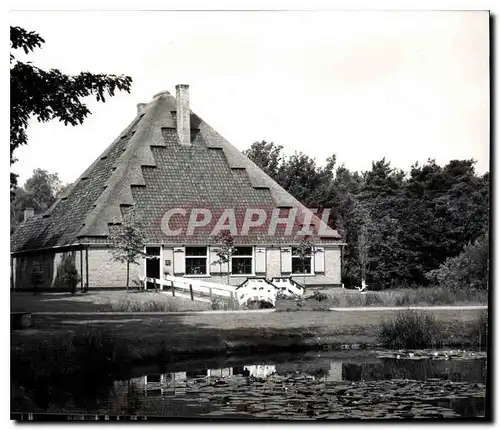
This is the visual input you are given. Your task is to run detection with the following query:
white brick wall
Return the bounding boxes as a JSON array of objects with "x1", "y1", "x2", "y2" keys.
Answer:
[
  {"x1": 80, "y1": 244, "x2": 342, "y2": 289},
  {"x1": 87, "y1": 249, "x2": 142, "y2": 288}
]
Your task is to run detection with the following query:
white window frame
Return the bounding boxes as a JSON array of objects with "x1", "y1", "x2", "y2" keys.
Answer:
[
  {"x1": 291, "y1": 246, "x2": 315, "y2": 275},
  {"x1": 230, "y1": 246, "x2": 255, "y2": 277},
  {"x1": 184, "y1": 246, "x2": 209, "y2": 277}
]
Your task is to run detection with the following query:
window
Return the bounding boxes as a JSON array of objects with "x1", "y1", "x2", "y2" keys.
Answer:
[
  {"x1": 185, "y1": 247, "x2": 208, "y2": 275},
  {"x1": 231, "y1": 247, "x2": 253, "y2": 275},
  {"x1": 291, "y1": 246, "x2": 313, "y2": 274}
]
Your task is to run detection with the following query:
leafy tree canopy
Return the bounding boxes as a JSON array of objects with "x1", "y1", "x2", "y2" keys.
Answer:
[
  {"x1": 243, "y1": 141, "x2": 284, "y2": 179},
  {"x1": 244, "y1": 140, "x2": 489, "y2": 289},
  {"x1": 10, "y1": 26, "x2": 133, "y2": 189},
  {"x1": 10, "y1": 168, "x2": 68, "y2": 233}
]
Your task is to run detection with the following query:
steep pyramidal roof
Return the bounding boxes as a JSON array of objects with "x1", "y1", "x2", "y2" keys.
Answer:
[{"x1": 11, "y1": 87, "x2": 341, "y2": 253}]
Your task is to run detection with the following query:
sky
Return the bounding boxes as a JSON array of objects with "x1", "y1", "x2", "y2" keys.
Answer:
[{"x1": 10, "y1": 10, "x2": 490, "y2": 186}]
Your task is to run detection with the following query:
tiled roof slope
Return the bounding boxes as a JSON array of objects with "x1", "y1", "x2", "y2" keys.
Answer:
[{"x1": 11, "y1": 90, "x2": 341, "y2": 252}]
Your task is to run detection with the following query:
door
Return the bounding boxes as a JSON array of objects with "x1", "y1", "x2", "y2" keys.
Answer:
[{"x1": 145, "y1": 246, "x2": 161, "y2": 289}]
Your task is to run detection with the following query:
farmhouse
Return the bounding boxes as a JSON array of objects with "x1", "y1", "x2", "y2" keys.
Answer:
[{"x1": 11, "y1": 85, "x2": 343, "y2": 291}]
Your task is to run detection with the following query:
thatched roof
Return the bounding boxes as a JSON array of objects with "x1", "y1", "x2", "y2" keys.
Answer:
[{"x1": 11, "y1": 89, "x2": 341, "y2": 253}]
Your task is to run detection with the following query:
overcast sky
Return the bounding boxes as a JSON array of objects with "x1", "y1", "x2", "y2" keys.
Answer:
[{"x1": 10, "y1": 10, "x2": 489, "y2": 185}]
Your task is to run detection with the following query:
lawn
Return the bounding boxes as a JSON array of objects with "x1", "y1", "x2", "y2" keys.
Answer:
[
  {"x1": 11, "y1": 286, "x2": 488, "y2": 314},
  {"x1": 11, "y1": 290, "x2": 211, "y2": 313},
  {"x1": 303, "y1": 286, "x2": 488, "y2": 309},
  {"x1": 11, "y1": 308, "x2": 487, "y2": 364}
]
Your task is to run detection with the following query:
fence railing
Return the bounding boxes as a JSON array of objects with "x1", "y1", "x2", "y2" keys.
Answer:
[
  {"x1": 140, "y1": 275, "x2": 302, "y2": 307},
  {"x1": 141, "y1": 275, "x2": 239, "y2": 303}
]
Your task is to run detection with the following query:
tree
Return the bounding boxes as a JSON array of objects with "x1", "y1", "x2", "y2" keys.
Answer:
[
  {"x1": 277, "y1": 152, "x2": 337, "y2": 207},
  {"x1": 243, "y1": 141, "x2": 284, "y2": 179},
  {"x1": 244, "y1": 141, "x2": 490, "y2": 290},
  {"x1": 426, "y1": 233, "x2": 489, "y2": 291},
  {"x1": 398, "y1": 159, "x2": 489, "y2": 286},
  {"x1": 109, "y1": 211, "x2": 146, "y2": 292},
  {"x1": 53, "y1": 253, "x2": 81, "y2": 294},
  {"x1": 293, "y1": 236, "x2": 319, "y2": 287},
  {"x1": 10, "y1": 168, "x2": 67, "y2": 233},
  {"x1": 10, "y1": 26, "x2": 132, "y2": 189},
  {"x1": 24, "y1": 168, "x2": 63, "y2": 211},
  {"x1": 333, "y1": 165, "x2": 364, "y2": 286},
  {"x1": 211, "y1": 230, "x2": 235, "y2": 284}
]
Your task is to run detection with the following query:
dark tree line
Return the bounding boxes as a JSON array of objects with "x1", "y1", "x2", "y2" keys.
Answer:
[{"x1": 244, "y1": 141, "x2": 489, "y2": 290}]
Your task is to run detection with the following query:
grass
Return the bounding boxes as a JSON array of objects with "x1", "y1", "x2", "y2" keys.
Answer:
[
  {"x1": 323, "y1": 287, "x2": 488, "y2": 308},
  {"x1": 11, "y1": 290, "x2": 211, "y2": 313},
  {"x1": 210, "y1": 296, "x2": 241, "y2": 311},
  {"x1": 378, "y1": 309, "x2": 489, "y2": 350},
  {"x1": 470, "y1": 311, "x2": 488, "y2": 351},
  {"x1": 11, "y1": 328, "x2": 121, "y2": 411},
  {"x1": 12, "y1": 308, "x2": 486, "y2": 360},
  {"x1": 110, "y1": 296, "x2": 186, "y2": 312},
  {"x1": 379, "y1": 311, "x2": 443, "y2": 349}
]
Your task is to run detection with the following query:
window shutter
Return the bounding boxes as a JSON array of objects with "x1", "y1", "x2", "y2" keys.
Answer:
[
  {"x1": 162, "y1": 247, "x2": 174, "y2": 276},
  {"x1": 209, "y1": 247, "x2": 221, "y2": 274},
  {"x1": 281, "y1": 247, "x2": 292, "y2": 274},
  {"x1": 255, "y1": 247, "x2": 266, "y2": 275},
  {"x1": 314, "y1": 246, "x2": 325, "y2": 273},
  {"x1": 173, "y1": 247, "x2": 185, "y2": 275}
]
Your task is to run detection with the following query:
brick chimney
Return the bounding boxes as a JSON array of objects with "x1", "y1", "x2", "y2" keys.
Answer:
[
  {"x1": 175, "y1": 84, "x2": 191, "y2": 146},
  {"x1": 24, "y1": 207, "x2": 34, "y2": 222}
]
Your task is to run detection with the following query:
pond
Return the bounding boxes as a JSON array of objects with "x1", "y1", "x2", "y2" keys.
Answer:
[{"x1": 14, "y1": 350, "x2": 487, "y2": 420}]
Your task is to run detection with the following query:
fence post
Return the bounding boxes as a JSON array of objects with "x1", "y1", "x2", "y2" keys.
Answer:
[
  {"x1": 153, "y1": 278, "x2": 157, "y2": 293},
  {"x1": 230, "y1": 291, "x2": 235, "y2": 309},
  {"x1": 85, "y1": 247, "x2": 89, "y2": 292},
  {"x1": 10, "y1": 257, "x2": 14, "y2": 292},
  {"x1": 80, "y1": 249, "x2": 84, "y2": 293},
  {"x1": 209, "y1": 288, "x2": 213, "y2": 300},
  {"x1": 171, "y1": 280, "x2": 175, "y2": 297},
  {"x1": 189, "y1": 284, "x2": 194, "y2": 301}
]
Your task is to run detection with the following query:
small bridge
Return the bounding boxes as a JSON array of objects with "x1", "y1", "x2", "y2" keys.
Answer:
[
  {"x1": 270, "y1": 277, "x2": 305, "y2": 297},
  {"x1": 141, "y1": 275, "x2": 303, "y2": 308}
]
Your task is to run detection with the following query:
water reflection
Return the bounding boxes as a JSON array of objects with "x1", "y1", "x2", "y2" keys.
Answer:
[
  {"x1": 105, "y1": 354, "x2": 486, "y2": 418},
  {"x1": 13, "y1": 352, "x2": 487, "y2": 419}
]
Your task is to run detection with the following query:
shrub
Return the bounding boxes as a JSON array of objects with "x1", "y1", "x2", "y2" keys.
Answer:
[
  {"x1": 276, "y1": 290, "x2": 302, "y2": 301},
  {"x1": 312, "y1": 291, "x2": 328, "y2": 302},
  {"x1": 379, "y1": 310, "x2": 443, "y2": 349},
  {"x1": 276, "y1": 290, "x2": 290, "y2": 300},
  {"x1": 111, "y1": 297, "x2": 178, "y2": 312},
  {"x1": 53, "y1": 253, "x2": 81, "y2": 293},
  {"x1": 426, "y1": 233, "x2": 489, "y2": 291},
  {"x1": 211, "y1": 296, "x2": 239, "y2": 310}
]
